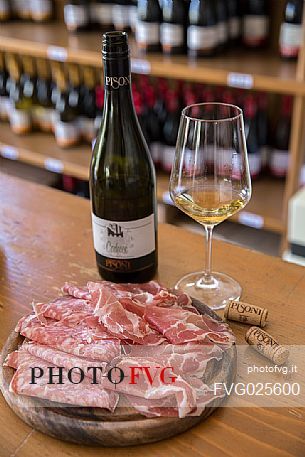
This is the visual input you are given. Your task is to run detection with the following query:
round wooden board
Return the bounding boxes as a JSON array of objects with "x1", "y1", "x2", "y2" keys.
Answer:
[{"x1": 0, "y1": 299, "x2": 236, "y2": 447}]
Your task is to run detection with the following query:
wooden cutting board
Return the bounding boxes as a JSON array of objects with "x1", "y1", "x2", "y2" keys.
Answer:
[{"x1": 0, "y1": 299, "x2": 236, "y2": 447}]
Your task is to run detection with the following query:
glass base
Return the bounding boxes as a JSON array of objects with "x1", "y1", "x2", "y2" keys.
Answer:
[{"x1": 174, "y1": 271, "x2": 241, "y2": 310}]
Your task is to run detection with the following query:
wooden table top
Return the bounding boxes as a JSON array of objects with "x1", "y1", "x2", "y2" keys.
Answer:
[{"x1": 0, "y1": 172, "x2": 304, "y2": 457}]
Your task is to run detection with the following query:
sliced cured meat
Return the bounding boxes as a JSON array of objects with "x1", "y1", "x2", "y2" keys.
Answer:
[
  {"x1": 21, "y1": 342, "x2": 107, "y2": 379},
  {"x1": 100, "y1": 356, "x2": 197, "y2": 418},
  {"x1": 34, "y1": 296, "x2": 95, "y2": 326},
  {"x1": 94, "y1": 287, "x2": 165, "y2": 346},
  {"x1": 16, "y1": 314, "x2": 120, "y2": 362},
  {"x1": 62, "y1": 283, "x2": 92, "y2": 300},
  {"x1": 8, "y1": 351, "x2": 118, "y2": 411},
  {"x1": 144, "y1": 306, "x2": 235, "y2": 345}
]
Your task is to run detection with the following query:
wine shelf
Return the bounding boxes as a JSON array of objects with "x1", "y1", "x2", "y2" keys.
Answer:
[
  {"x1": 0, "y1": 23, "x2": 304, "y2": 95},
  {"x1": 0, "y1": 125, "x2": 285, "y2": 234}
]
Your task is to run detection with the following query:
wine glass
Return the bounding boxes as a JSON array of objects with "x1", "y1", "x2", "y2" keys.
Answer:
[{"x1": 169, "y1": 103, "x2": 251, "y2": 310}]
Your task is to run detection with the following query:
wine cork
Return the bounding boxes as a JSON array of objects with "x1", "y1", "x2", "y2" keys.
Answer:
[
  {"x1": 224, "y1": 300, "x2": 268, "y2": 327},
  {"x1": 245, "y1": 327, "x2": 289, "y2": 365}
]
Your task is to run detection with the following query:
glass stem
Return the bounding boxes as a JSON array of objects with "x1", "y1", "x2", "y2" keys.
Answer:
[{"x1": 204, "y1": 225, "x2": 214, "y2": 282}]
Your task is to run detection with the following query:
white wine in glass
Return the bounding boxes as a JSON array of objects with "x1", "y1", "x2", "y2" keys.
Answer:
[{"x1": 169, "y1": 103, "x2": 252, "y2": 310}]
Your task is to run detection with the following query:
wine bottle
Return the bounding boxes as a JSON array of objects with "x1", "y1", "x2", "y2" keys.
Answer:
[
  {"x1": 30, "y1": 0, "x2": 54, "y2": 22},
  {"x1": 12, "y1": 0, "x2": 31, "y2": 19},
  {"x1": 0, "y1": 0, "x2": 10, "y2": 21},
  {"x1": 145, "y1": 85, "x2": 163, "y2": 167},
  {"x1": 54, "y1": 65, "x2": 80, "y2": 147},
  {"x1": 227, "y1": 0, "x2": 240, "y2": 43},
  {"x1": 256, "y1": 93, "x2": 269, "y2": 171},
  {"x1": 6, "y1": 54, "x2": 32, "y2": 135},
  {"x1": 64, "y1": 0, "x2": 90, "y2": 32},
  {"x1": 35, "y1": 58, "x2": 54, "y2": 132},
  {"x1": 80, "y1": 66, "x2": 97, "y2": 143},
  {"x1": 90, "y1": 0, "x2": 114, "y2": 30},
  {"x1": 90, "y1": 32, "x2": 158, "y2": 282},
  {"x1": 243, "y1": 0, "x2": 269, "y2": 48},
  {"x1": 162, "y1": 89, "x2": 180, "y2": 172},
  {"x1": 160, "y1": 0, "x2": 188, "y2": 55},
  {"x1": 128, "y1": 0, "x2": 138, "y2": 33},
  {"x1": 188, "y1": 0, "x2": 218, "y2": 58},
  {"x1": 136, "y1": 0, "x2": 162, "y2": 53},
  {"x1": 280, "y1": 0, "x2": 304, "y2": 59},
  {"x1": 0, "y1": 52, "x2": 10, "y2": 121},
  {"x1": 112, "y1": 0, "x2": 130, "y2": 32},
  {"x1": 244, "y1": 94, "x2": 261, "y2": 179},
  {"x1": 94, "y1": 83, "x2": 104, "y2": 132},
  {"x1": 216, "y1": 0, "x2": 228, "y2": 52},
  {"x1": 270, "y1": 96, "x2": 292, "y2": 178}
]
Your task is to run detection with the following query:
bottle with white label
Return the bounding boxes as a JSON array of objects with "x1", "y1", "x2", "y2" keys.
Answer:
[
  {"x1": 216, "y1": 0, "x2": 229, "y2": 52},
  {"x1": 136, "y1": 0, "x2": 162, "y2": 53},
  {"x1": 30, "y1": 0, "x2": 53, "y2": 22},
  {"x1": 227, "y1": 0, "x2": 241, "y2": 43},
  {"x1": 54, "y1": 66, "x2": 80, "y2": 148},
  {"x1": 6, "y1": 54, "x2": 32, "y2": 135},
  {"x1": 112, "y1": 0, "x2": 130, "y2": 32},
  {"x1": 270, "y1": 96, "x2": 292, "y2": 178},
  {"x1": 161, "y1": 0, "x2": 188, "y2": 55},
  {"x1": 243, "y1": 0, "x2": 269, "y2": 48},
  {"x1": 188, "y1": 0, "x2": 218, "y2": 58},
  {"x1": 0, "y1": 0, "x2": 10, "y2": 21},
  {"x1": 90, "y1": 0, "x2": 114, "y2": 30},
  {"x1": 280, "y1": 0, "x2": 304, "y2": 60},
  {"x1": 90, "y1": 32, "x2": 158, "y2": 282},
  {"x1": 64, "y1": 0, "x2": 90, "y2": 32},
  {"x1": 0, "y1": 51, "x2": 10, "y2": 121}
]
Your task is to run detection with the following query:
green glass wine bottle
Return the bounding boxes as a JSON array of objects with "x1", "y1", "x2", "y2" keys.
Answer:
[{"x1": 90, "y1": 31, "x2": 158, "y2": 283}]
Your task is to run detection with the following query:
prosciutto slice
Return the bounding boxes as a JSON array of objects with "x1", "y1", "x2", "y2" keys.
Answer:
[
  {"x1": 34, "y1": 296, "x2": 95, "y2": 326},
  {"x1": 7, "y1": 350, "x2": 118, "y2": 411},
  {"x1": 144, "y1": 306, "x2": 235, "y2": 345},
  {"x1": 94, "y1": 287, "x2": 165, "y2": 345},
  {"x1": 62, "y1": 283, "x2": 92, "y2": 300},
  {"x1": 100, "y1": 356, "x2": 197, "y2": 418},
  {"x1": 16, "y1": 314, "x2": 120, "y2": 362}
]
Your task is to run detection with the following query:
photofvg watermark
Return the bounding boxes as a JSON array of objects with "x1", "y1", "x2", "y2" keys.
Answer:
[{"x1": 6, "y1": 344, "x2": 305, "y2": 410}]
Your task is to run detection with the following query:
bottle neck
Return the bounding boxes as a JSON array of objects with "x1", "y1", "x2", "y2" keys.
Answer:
[{"x1": 103, "y1": 55, "x2": 134, "y2": 110}]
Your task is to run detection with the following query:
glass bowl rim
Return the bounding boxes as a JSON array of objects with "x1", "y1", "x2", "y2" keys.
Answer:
[{"x1": 181, "y1": 102, "x2": 243, "y2": 123}]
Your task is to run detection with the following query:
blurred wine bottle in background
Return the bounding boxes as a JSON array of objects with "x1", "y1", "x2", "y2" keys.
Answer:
[
  {"x1": 280, "y1": 0, "x2": 304, "y2": 59},
  {"x1": 188, "y1": 0, "x2": 218, "y2": 58}
]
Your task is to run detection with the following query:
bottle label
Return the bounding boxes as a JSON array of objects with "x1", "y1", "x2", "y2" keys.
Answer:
[
  {"x1": 270, "y1": 149, "x2": 289, "y2": 177},
  {"x1": 160, "y1": 23, "x2": 184, "y2": 47},
  {"x1": 136, "y1": 21, "x2": 160, "y2": 45},
  {"x1": 229, "y1": 17, "x2": 240, "y2": 39},
  {"x1": 90, "y1": 3, "x2": 113, "y2": 25},
  {"x1": 248, "y1": 152, "x2": 262, "y2": 178},
  {"x1": 0, "y1": 0, "x2": 9, "y2": 19},
  {"x1": 55, "y1": 120, "x2": 79, "y2": 147},
  {"x1": 112, "y1": 4, "x2": 129, "y2": 28},
  {"x1": 10, "y1": 108, "x2": 32, "y2": 134},
  {"x1": 30, "y1": 0, "x2": 52, "y2": 20},
  {"x1": 243, "y1": 16, "x2": 268, "y2": 45},
  {"x1": 128, "y1": 5, "x2": 138, "y2": 30},
  {"x1": 64, "y1": 4, "x2": 87, "y2": 30},
  {"x1": 162, "y1": 146, "x2": 176, "y2": 172},
  {"x1": 280, "y1": 23, "x2": 302, "y2": 57},
  {"x1": 187, "y1": 25, "x2": 218, "y2": 51},
  {"x1": 151, "y1": 142, "x2": 161, "y2": 164},
  {"x1": 92, "y1": 213, "x2": 155, "y2": 260},
  {"x1": 218, "y1": 21, "x2": 228, "y2": 44},
  {"x1": 0, "y1": 96, "x2": 11, "y2": 120},
  {"x1": 105, "y1": 75, "x2": 131, "y2": 90}
]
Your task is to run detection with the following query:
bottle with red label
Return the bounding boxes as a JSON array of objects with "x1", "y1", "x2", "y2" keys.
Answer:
[
  {"x1": 270, "y1": 96, "x2": 292, "y2": 178},
  {"x1": 280, "y1": 0, "x2": 304, "y2": 59},
  {"x1": 244, "y1": 94, "x2": 261, "y2": 179},
  {"x1": 243, "y1": 0, "x2": 269, "y2": 48},
  {"x1": 136, "y1": 0, "x2": 162, "y2": 53},
  {"x1": 256, "y1": 93, "x2": 269, "y2": 171},
  {"x1": 188, "y1": 0, "x2": 218, "y2": 58},
  {"x1": 161, "y1": 0, "x2": 188, "y2": 55},
  {"x1": 162, "y1": 89, "x2": 180, "y2": 172}
]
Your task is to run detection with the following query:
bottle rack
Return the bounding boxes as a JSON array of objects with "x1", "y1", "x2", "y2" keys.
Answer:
[{"x1": 0, "y1": 0, "x2": 304, "y2": 253}]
